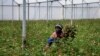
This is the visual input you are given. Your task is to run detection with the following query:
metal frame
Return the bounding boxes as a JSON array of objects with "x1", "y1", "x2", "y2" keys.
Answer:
[
  {"x1": 28, "y1": 0, "x2": 30, "y2": 20},
  {"x1": 87, "y1": 3, "x2": 89, "y2": 18},
  {"x1": 1, "y1": 0, "x2": 100, "y2": 23},
  {"x1": 22, "y1": 0, "x2": 26, "y2": 49},
  {"x1": 39, "y1": 2, "x2": 41, "y2": 19},
  {"x1": 12, "y1": 0, "x2": 14, "y2": 21},
  {"x1": 1, "y1": 0, "x2": 3, "y2": 20},
  {"x1": 18, "y1": 4, "x2": 20, "y2": 20},
  {"x1": 71, "y1": 0, "x2": 73, "y2": 25},
  {"x1": 18, "y1": 0, "x2": 62, "y2": 5},
  {"x1": 74, "y1": 4, "x2": 75, "y2": 19},
  {"x1": 51, "y1": 2, "x2": 53, "y2": 19},
  {"x1": 47, "y1": 0, "x2": 49, "y2": 22},
  {"x1": 65, "y1": 0, "x2": 67, "y2": 20},
  {"x1": 82, "y1": 0, "x2": 84, "y2": 18},
  {"x1": 62, "y1": 5, "x2": 64, "y2": 19},
  {"x1": 34, "y1": 4, "x2": 36, "y2": 19}
]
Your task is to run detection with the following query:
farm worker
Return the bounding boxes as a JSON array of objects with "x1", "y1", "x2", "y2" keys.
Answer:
[{"x1": 43, "y1": 24, "x2": 65, "y2": 56}]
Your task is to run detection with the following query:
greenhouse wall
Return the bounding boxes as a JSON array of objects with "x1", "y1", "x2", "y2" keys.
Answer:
[{"x1": 0, "y1": 1, "x2": 100, "y2": 20}]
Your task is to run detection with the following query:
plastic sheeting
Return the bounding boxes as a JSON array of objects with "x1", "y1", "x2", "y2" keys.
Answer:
[{"x1": 0, "y1": 0, "x2": 100, "y2": 20}]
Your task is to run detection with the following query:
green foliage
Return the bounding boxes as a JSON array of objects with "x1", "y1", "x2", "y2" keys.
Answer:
[
  {"x1": 0, "y1": 20, "x2": 100, "y2": 56},
  {"x1": 63, "y1": 24, "x2": 77, "y2": 40}
]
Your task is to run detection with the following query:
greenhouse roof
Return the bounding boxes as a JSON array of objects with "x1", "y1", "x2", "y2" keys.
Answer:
[
  {"x1": 15, "y1": 0, "x2": 99, "y2": 5},
  {"x1": 0, "y1": 0, "x2": 99, "y2": 5}
]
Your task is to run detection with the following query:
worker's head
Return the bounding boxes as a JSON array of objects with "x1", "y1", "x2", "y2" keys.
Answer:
[{"x1": 55, "y1": 24, "x2": 63, "y2": 34}]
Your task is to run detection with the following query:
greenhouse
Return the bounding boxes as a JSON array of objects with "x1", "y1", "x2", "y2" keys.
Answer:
[
  {"x1": 0, "y1": 0, "x2": 100, "y2": 56},
  {"x1": 0, "y1": 0, "x2": 100, "y2": 20}
]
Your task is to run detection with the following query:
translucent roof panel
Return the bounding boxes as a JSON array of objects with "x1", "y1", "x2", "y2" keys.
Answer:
[
  {"x1": 15, "y1": 0, "x2": 54, "y2": 4},
  {"x1": 0, "y1": 0, "x2": 99, "y2": 5},
  {"x1": 13, "y1": 0, "x2": 100, "y2": 5},
  {"x1": 60, "y1": 0, "x2": 99, "y2": 5},
  {"x1": 0, "y1": 0, "x2": 2, "y2": 5},
  {"x1": 0, "y1": 0, "x2": 17, "y2": 5}
]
